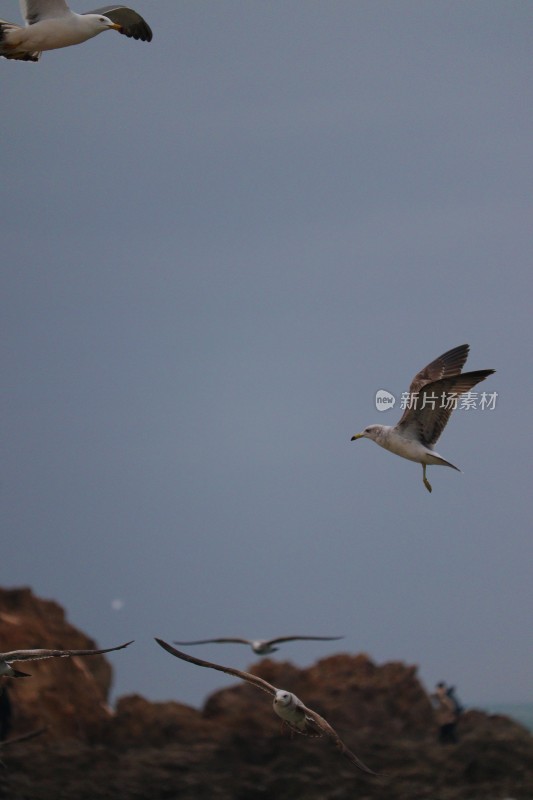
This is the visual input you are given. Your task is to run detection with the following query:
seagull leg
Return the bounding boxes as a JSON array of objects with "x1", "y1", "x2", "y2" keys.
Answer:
[{"x1": 422, "y1": 465, "x2": 432, "y2": 493}]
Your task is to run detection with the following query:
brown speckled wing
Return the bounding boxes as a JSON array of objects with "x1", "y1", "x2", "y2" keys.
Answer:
[
  {"x1": 155, "y1": 639, "x2": 276, "y2": 697},
  {"x1": 397, "y1": 369, "x2": 495, "y2": 446},
  {"x1": 301, "y1": 704, "x2": 377, "y2": 774},
  {"x1": 173, "y1": 638, "x2": 252, "y2": 646},
  {"x1": 399, "y1": 343, "x2": 470, "y2": 415},
  {"x1": 267, "y1": 635, "x2": 344, "y2": 646},
  {"x1": 1, "y1": 641, "x2": 133, "y2": 663}
]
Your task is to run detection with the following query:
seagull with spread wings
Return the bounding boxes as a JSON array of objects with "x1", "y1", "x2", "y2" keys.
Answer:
[
  {"x1": 173, "y1": 634, "x2": 344, "y2": 656},
  {"x1": 0, "y1": 1, "x2": 152, "y2": 61},
  {"x1": 0, "y1": 641, "x2": 134, "y2": 678},
  {"x1": 155, "y1": 638, "x2": 376, "y2": 775},
  {"x1": 351, "y1": 344, "x2": 495, "y2": 492}
]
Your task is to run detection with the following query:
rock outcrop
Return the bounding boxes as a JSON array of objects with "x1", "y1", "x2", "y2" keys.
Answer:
[
  {"x1": 0, "y1": 587, "x2": 116, "y2": 741},
  {"x1": 1, "y1": 587, "x2": 532, "y2": 800}
]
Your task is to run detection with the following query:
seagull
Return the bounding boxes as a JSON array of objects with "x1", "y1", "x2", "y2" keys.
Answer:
[
  {"x1": 172, "y1": 635, "x2": 344, "y2": 656},
  {"x1": 0, "y1": 1, "x2": 152, "y2": 62},
  {"x1": 0, "y1": 641, "x2": 134, "y2": 678},
  {"x1": 155, "y1": 638, "x2": 376, "y2": 775},
  {"x1": 351, "y1": 344, "x2": 495, "y2": 492}
]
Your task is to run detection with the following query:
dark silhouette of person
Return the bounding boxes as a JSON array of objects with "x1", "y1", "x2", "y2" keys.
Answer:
[{"x1": 431, "y1": 681, "x2": 460, "y2": 744}]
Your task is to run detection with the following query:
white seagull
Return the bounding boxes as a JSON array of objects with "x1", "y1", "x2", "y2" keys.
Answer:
[
  {"x1": 0, "y1": 640, "x2": 134, "y2": 678},
  {"x1": 0, "y1": 1, "x2": 152, "y2": 62},
  {"x1": 155, "y1": 638, "x2": 376, "y2": 775},
  {"x1": 172, "y1": 635, "x2": 344, "y2": 656},
  {"x1": 351, "y1": 344, "x2": 495, "y2": 492}
]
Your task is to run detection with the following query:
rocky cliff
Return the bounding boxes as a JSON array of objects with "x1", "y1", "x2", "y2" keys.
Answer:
[
  {"x1": 0, "y1": 587, "x2": 532, "y2": 800},
  {"x1": 0, "y1": 587, "x2": 115, "y2": 741}
]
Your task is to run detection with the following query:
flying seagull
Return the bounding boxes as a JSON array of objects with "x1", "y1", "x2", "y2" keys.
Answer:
[
  {"x1": 0, "y1": 641, "x2": 134, "y2": 678},
  {"x1": 351, "y1": 344, "x2": 495, "y2": 492},
  {"x1": 0, "y1": 1, "x2": 152, "y2": 62},
  {"x1": 172, "y1": 635, "x2": 344, "y2": 656},
  {"x1": 155, "y1": 638, "x2": 376, "y2": 774}
]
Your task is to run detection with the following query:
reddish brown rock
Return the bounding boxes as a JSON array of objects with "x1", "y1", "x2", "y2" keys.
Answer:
[
  {"x1": 0, "y1": 587, "x2": 117, "y2": 741},
  {"x1": 105, "y1": 693, "x2": 225, "y2": 749}
]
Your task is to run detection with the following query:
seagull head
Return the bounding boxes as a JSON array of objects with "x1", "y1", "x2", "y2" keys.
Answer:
[
  {"x1": 85, "y1": 14, "x2": 122, "y2": 34},
  {"x1": 351, "y1": 424, "x2": 386, "y2": 443},
  {"x1": 273, "y1": 690, "x2": 295, "y2": 709}
]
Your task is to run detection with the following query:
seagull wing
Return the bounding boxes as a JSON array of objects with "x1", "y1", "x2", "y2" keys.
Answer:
[
  {"x1": 397, "y1": 369, "x2": 495, "y2": 446},
  {"x1": 1, "y1": 640, "x2": 133, "y2": 663},
  {"x1": 403, "y1": 344, "x2": 470, "y2": 398},
  {"x1": 396, "y1": 344, "x2": 470, "y2": 431},
  {"x1": 21, "y1": 0, "x2": 71, "y2": 25},
  {"x1": 267, "y1": 635, "x2": 344, "y2": 646},
  {"x1": 85, "y1": 6, "x2": 152, "y2": 41},
  {"x1": 300, "y1": 704, "x2": 377, "y2": 774},
  {"x1": 155, "y1": 639, "x2": 277, "y2": 697},
  {"x1": 173, "y1": 637, "x2": 252, "y2": 646}
]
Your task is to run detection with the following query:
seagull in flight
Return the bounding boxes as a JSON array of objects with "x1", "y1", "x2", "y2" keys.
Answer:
[
  {"x1": 0, "y1": 641, "x2": 134, "y2": 678},
  {"x1": 155, "y1": 639, "x2": 376, "y2": 775},
  {"x1": 0, "y1": 1, "x2": 152, "y2": 61},
  {"x1": 172, "y1": 635, "x2": 344, "y2": 656},
  {"x1": 351, "y1": 344, "x2": 495, "y2": 492}
]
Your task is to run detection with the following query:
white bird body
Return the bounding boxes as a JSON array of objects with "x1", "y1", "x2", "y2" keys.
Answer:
[
  {"x1": 251, "y1": 640, "x2": 275, "y2": 654},
  {"x1": 358, "y1": 424, "x2": 457, "y2": 468},
  {"x1": 2, "y1": 12, "x2": 118, "y2": 53},
  {"x1": 273, "y1": 690, "x2": 316, "y2": 734}
]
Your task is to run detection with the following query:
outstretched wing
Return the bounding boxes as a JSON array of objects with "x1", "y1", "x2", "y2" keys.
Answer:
[
  {"x1": 1, "y1": 641, "x2": 133, "y2": 663},
  {"x1": 155, "y1": 639, "x2": 276, "y2": 697},
  {"x1": 173, "y1": 637, "x2": 252, "y2": 647},
  {"x1": 268, "y1": 635, "x2": 344, "y2": 646},
  {"x1": 405, "y1": 344, "x2": 470, "y2": 397},
  {"x1": 22, "y1": 0, "x2": 70, "y2": 25},
  {"x1": 85, "y1": 6, "x2": 152, "y2": 41},
  {"x1": 397, "y1": 369, "x2": 495, "y2": 446},
  {"x1": 301, "y1": 704, "x2": 377, "y2": 774}
]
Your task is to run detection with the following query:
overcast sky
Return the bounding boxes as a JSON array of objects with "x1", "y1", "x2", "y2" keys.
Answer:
[{"x1": 1, "y1": 1, "x2": 531, "y2": 709}]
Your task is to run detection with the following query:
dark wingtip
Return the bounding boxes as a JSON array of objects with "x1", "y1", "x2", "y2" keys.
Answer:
[
  {"x1": 12, "y1": 669, "x2": 31, "y2": 678},
  {"x1": 121, "y1": 21, "x2": 153, "y2": 42}
]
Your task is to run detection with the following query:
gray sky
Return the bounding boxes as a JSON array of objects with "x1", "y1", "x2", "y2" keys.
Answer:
[{"x1": 1, "y1": 1, "x2": 531, "y2": 708}]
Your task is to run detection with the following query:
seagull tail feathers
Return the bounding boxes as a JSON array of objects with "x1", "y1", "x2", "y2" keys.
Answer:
[
  {"x1": 0, "y1": 22, "x2": 41, "y2": 61},
  {"x1": 430, "y1": 454, "x2": 461, "y2": 471}
]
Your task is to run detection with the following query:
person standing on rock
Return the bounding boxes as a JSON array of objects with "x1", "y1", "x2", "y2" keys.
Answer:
[{"x1": 431, "y1": 681, "x2": 460, "y2": 744}]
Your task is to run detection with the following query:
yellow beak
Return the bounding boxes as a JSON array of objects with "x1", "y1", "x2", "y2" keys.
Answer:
[{"x1": 351, "y1": 433, "x2": 364, "y2": 441}]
